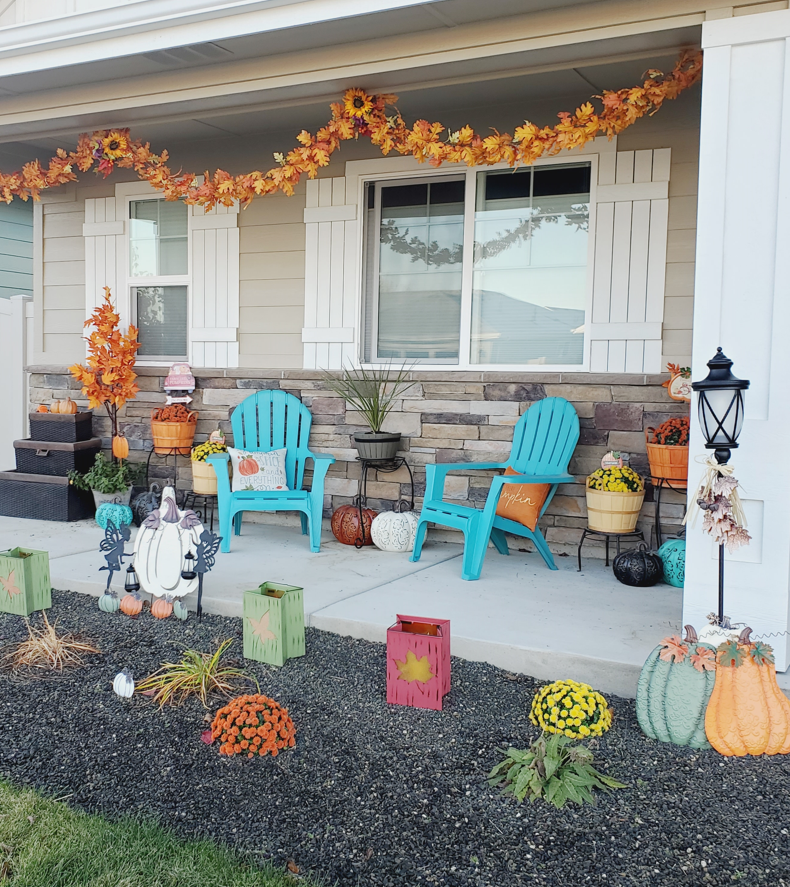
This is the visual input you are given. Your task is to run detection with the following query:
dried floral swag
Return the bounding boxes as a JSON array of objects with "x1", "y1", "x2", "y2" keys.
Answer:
[{"x1": 685, "y1": 456, "x2": 751, "y2": 552}]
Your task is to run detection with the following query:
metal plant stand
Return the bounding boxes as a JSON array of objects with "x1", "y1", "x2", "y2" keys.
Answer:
[
  {"x1": 145, "y1": 447, "x2": 190, "y2": 494},
  {"x1": 577, "y1": 527, "x2": 646, "y2": 571},
  {"x1": 649, "y1": 476, "x2": 687, "y2": 548},
  {"x1": 181, "y1": 491, "x2": 218, "y2": 533},
  {"x1": 353, "y1": 456, "x2": 414, "y2": 548}
]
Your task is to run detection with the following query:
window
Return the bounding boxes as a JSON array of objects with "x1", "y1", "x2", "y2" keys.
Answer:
[
  {"x1": 362, "y1": 162, "x2": 591, "y2": 366},
  {"x1": 129, "y1": 198, "x2": 189, "y2": 359}
]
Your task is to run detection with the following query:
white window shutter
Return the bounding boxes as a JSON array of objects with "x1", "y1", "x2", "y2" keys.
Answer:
[
  {"x1": 302, "y1": 177, "x2": 358, "y2": 369},
  {"x1": 83, "y1": 196, "x2": 126, "y2": 327},
  {"x1": 189, "y1": 203, "x2": 240, "y2": 368},
  {"x1": 589, "y1": 148, "x2": 670, "y2": 373}
]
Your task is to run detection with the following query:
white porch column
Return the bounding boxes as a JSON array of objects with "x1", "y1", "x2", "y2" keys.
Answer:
[
  {"x1": 0, "y1": 294, "x2": 33, "y2": 467},
  {"x1": 685, "y1": 9, "x2": 790, "y2": 670}
]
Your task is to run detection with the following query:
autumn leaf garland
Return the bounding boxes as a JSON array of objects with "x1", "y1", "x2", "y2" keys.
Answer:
[{"x1": 0, "y1": 51, "x2": 702, "y2": 211}]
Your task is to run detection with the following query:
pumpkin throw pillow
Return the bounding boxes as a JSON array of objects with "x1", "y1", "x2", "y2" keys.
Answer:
[
  {"x1": 228, "y1": 447, "x2": 289, "y2": 492},
  {"x1": 495, "y1": 467, "x2": 550, "y2": 531}
]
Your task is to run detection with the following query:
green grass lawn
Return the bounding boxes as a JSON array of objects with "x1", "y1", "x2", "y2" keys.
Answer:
[{"x1": 0, "y1": 780, "x2": 317, "y2": 887}]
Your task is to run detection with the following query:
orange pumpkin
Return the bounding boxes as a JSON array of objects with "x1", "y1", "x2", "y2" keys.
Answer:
[
  {"x1": 50, "y1": 401, "x2": 63, "y2": 414},
  {"x1": 151, "y1": 597, "x2": 173, "y2": 620},
  {"x1": 705, "y1": 628, "x2": 790, "y2": 756},
  {"x1": 237, "y1": 457, "x2": 259, "y2": 477},
  {"x1": 61, "y1": 398, "x2": 78, "y2": 414},
  {"x1": 120, "y1": 593, "x2": 143, "y2": 617},
  {"x1": 36, "y1": 404, "x2": 48, "y2": 413},
  {"x1": 112, "y1": 435, "x2": 129, "y2": 460}
]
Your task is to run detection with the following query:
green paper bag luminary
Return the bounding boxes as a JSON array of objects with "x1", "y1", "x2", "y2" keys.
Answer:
[
  {"x1": 0, "y1": 547, "x2": 51, "y2": 616},
  {"x1": 243, "y1": 582, "x2": 305, "y2": 666}
]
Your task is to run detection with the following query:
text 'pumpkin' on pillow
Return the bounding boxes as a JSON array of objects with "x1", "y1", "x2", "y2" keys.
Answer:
[
  {"x1": 228, "y1": 447, "x2": 289, "y2": 493},
  {"x1": 494, "y1": 467, "x2": 550, "y2": 531}
]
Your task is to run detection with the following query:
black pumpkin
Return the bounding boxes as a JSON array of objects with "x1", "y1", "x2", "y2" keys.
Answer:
[
  {"x1": 612, "y1": 544, "x2": 663, "y2": 587},
  {"x1": 131, "y1": 483, "x2": 161, "y2": 527}
]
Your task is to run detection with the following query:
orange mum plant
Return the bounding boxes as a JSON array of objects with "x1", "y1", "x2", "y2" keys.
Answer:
[
  {"x1": 69, "y1": 287, "x2": 140, "y2": 454},
  {"x1": 211, "y1": 693, "x2": 296, "y2": 759},
  {"x1": 0, "y1": 52, "x2": 701, "y2": 211}
]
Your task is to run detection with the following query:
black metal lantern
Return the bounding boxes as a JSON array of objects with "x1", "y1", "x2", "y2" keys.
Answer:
[
  {"x1": 124, "y1": 562, "x2": 140, "y2": 594},
  {"x1": 181, "y1": 550, "x2": 197, "y2": 581},
  {"x1": 691, "y1": 348, "x2": 750, "y2": 465}
]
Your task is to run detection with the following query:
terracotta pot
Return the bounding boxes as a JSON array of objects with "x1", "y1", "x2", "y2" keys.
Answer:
[
  {"x1": 585, "y1": 487, "x2": 645, "y2": 534},
  {"x1": 151, "y1": 419, "x2": 196, "y2": 455},
  {"x1": 331, "y1": 504, "x2": 377, "y2": 546},
  {"x1": 645, "y1": 429, "x2": 688, "y2": 486}
]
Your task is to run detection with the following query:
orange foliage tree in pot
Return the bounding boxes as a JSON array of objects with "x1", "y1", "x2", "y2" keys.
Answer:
[{"x1": 69, "y1": 287, "x2": 140, "y2": 462}]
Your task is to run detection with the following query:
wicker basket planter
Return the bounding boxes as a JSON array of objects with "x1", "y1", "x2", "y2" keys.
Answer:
[
  {"x1": 191, "y1": 456, "x2": 230, "y2": 495},
  {"x1": 645, "y1": 429, "x2": 689, "y2": 486},
  {"x1": 151, "y1": 410, "x2": 198, "y2": 455},
  {"x1": 586, "y1": 487, "x2": 645, "y2": 534}
]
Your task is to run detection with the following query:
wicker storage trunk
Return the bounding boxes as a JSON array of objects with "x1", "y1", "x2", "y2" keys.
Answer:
[
  {"x1": 29, "y1": 411, "x2": 93, "y2": 443},
  {"x1": 0, "y1": 471, "x2": 95, "y2": 521},
  {"x1": 14, "y1": 438, "x2": 102, "y2": 477}
]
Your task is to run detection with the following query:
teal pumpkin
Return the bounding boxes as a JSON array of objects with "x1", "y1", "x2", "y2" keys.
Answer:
[
  {"x1": 96, "y1": 502, "x2": 133, "y2": 530},
  {"x1": 657, "y1": 539, "x2": 685, "y2": 587},
  {"x1": 98, "y1": 590, "x2": 120, "y2": 613},
  {"x1": 636, "y1": 625, "x2": 716, "y2": 749},
  {"x1": 173, "y1": 600, "x2": 189, "y2": 621}
]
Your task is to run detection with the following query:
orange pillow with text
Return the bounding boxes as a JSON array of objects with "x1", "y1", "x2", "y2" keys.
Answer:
[{"x1": 494, "y1": 467, "x2": 551, "y2": 531}]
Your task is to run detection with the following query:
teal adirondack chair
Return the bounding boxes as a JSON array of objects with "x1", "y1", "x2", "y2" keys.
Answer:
[
  {"x1": 410, "y1": 397, "x2": 579, "y2": 580},
  {"x1": 208, "y1": 390, "x2": 335, "y2": 553}
]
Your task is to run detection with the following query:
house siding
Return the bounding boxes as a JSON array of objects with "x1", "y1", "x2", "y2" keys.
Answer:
[{"x1": 0, "y1": 200, "x2": 33, "y2": 299}]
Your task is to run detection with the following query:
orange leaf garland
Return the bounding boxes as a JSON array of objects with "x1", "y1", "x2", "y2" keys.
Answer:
[{"x1": 0, "y1": 52, "x2": 701, "y2": 211}]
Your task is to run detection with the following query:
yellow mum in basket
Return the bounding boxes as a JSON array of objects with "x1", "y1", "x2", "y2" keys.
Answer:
[{"x1": 587, "y1": 466, "x2": 644, "y2": 493}]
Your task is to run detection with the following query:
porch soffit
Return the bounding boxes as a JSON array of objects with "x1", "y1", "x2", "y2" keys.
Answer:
[{"x1": 0, "y1": 8, "x2": 702, "y2": 144}]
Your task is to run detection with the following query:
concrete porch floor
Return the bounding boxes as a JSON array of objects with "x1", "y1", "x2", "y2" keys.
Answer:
[{"x1": 0, "y1": 514, "x2": 699, "y2": 698}]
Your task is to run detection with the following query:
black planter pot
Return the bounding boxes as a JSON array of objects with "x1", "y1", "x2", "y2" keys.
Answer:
[{"x1": 353, "y1": 432, "x2": 402, "y2": 462}]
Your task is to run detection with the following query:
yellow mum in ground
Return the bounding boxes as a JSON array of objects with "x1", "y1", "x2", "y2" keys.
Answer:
[{"x1": 530, "y1": 679, "x2": 613, "y2": 739}]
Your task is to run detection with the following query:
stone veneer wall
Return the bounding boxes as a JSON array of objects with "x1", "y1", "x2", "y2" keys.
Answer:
[{"x1": 27, "y1": 367, "x2": 690, "y2": 558}]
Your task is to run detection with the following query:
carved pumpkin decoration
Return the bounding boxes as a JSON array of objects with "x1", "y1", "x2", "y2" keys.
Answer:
[
  {"x1": 151, "y1": 597, "x2": 173, "y2": 620},
  {"x1": 331, "y1": 504, "x2": 377, "y2": 546},
  {"x1": 612, "y1": 544, "x2": 663, "y2": 587},
  {"x1": 371, "y1": 509, "x2": 419, "y2": 553},
  {"x1": 132, "y1": 486, "x2": 200, "y2": 600},
  {"x1": 131, "y1": 483, "x2": 161, "y2": 528},
  {"x1": 36, "y1": 404, "x2": 48, "y2": 413},
  {"x1": 112, "y1": 435, "x2": 129, "y2": 460},
  {"x1": 636, "y1": 626, "x2": 716, "y2": 749},
  {"x1": 95, "y1": 502, "x2": 133, "y2": 530},
  {"x1": 657, "y1": 539, "x2": 685, "y2": 588},
  {"x1": 705, "y1": 629, "x2": 790, "y2": 757},
  {"x1": 237, "y1": 457, "x2": 259, "y2": 477},
  {"x1": 120, "y1": 592, "x2": 143, "y2": 617},
  {"x1": 113, "y1": 669, "x2": 135, "y2": 698},
  {"x1": 98, "y1": 590, "x2": 120, "y2": 614}
]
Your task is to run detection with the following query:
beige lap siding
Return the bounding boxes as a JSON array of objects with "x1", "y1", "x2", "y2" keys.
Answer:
[{"x1": 29, "y1": 367, "x2": 689, "y2": 559}]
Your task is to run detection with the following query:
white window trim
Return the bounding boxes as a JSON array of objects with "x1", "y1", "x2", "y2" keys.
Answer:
[{"x1": 352, "y1": 152, "x2": 599, "y2": 373}]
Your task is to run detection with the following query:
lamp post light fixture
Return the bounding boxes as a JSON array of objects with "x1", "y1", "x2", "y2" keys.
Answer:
[{"x1": 691, "y1": 347, "x2": 750, "y2": 625}]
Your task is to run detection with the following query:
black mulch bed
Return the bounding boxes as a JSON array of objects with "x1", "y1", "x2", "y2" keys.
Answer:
[{"x1": 2, "y1": 592, "x2": 790, "y2": 887}]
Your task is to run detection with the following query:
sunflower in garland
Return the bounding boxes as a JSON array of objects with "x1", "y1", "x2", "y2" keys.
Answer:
[
  {"x1": 101, "y1": 130, "x2": 131, "y2": 160},
  {"x1": 343, "y1": 88, "x2": 374, "y2": 120}
]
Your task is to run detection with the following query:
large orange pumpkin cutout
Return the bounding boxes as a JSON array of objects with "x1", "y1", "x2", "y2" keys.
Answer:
[
  {"x1": 238, "y1": 457, "x2": 260, "y2": 477},
  {"x1": 705, "y1": 628, "x2": 790, "y2": 756}
]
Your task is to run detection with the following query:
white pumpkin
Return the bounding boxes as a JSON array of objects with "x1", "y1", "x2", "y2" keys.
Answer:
[
  {"x1": 371, "y1": 510, "x2": 419, "y2": 553},
  {"x1": 132, "y1": 486, "x2": 200, "y2": 599},
  {"x1": 113, "y1": 669, "x2": 134, "y2": 698}
]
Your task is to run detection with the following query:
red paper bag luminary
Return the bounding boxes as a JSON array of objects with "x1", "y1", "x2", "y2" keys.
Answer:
[{"x1": 386, "y1": 614, "x2": 450, "y2": 711}]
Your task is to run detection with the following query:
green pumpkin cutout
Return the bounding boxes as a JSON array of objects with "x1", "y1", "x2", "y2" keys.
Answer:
[
  {"x1": 636, "y1": 625, "x2": 716, "y2": 749},
  {"x1": 98, "y1": 590, "x2": 120, "y2": 613}
]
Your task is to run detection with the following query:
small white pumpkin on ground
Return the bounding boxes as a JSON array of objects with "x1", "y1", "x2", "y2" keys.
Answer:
[
  {"x1": 371, "y1": 509, "x2": 419, "y2": 553},
  {"x1": 113, "y1": 669, "x2": 134, "y2": 698}
]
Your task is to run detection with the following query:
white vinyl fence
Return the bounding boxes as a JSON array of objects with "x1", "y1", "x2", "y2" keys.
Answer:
[{"x1": 0, "y1": 294, "x2": 33, "y2": 469}]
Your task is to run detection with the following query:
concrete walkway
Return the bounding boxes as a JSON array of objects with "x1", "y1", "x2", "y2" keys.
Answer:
[{"x1": 0, "y1": 514, "x2": 697, "y2": 698}]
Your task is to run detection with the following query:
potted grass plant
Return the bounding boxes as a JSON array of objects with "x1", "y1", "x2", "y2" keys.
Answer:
[{"x1": 323, "y1": 362, "x2": 414, "y2": 461}]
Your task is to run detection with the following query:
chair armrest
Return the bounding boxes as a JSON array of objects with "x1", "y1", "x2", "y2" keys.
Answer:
[
  {"x1": 306, "y1": 450, "x2": 335, "y2": 481},
  {"x1": 490, "y1": 473, "x2": 576, "y2": 487},
  {"x1": 207, "y1": 453, "x2": 231, "y2": 498},
  {"x1": 424, "y1": 461, "x2": 508, "y2": 501}
]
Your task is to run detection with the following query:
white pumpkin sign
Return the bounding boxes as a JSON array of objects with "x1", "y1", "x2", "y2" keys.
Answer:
[
  {"x1": 132, "y1": 486, "x2": 201, "y2": 599},
  {"x1": 371, "y1": 510, "x2": 419, "y2": 553}
]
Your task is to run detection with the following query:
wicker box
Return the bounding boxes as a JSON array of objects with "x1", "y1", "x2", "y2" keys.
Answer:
[
  {"x1": 243, "y1": 582, "x2": 305, "y2": 667},
  {"x1": 14, "y1": 438, "x2": 102, "y2": 477},
  {"x1": 0, "y1": 547, "x2": 51, "y2": 615},
  {"x1": 29, "y1": 411, "x2": 93, "y2": 443},
  {"x1": 0, "y1": 471, "x2": 95, "y2": 521}
]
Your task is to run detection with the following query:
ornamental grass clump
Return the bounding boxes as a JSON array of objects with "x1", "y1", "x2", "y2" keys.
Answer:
[
  {"x1": 530, "y1": 679, "x2": 613, "y2": 739},
  {"x1": 2, "y1": 612, "x2": 100, "y2": 673},
  {"x1": 136, "y1": 639, "x2": 254, "y2": 708},
  {"x1": 489, "y1": 734, "x2": 626, "y2": 809},
  {"x1": 587, "y1": 465, "x2": 644, "y2": 493},
  {"x1": 211, "y1": 693, "x2": 296, "y2": 759}
]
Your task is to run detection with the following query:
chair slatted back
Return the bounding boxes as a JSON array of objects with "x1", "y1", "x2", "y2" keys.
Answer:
[
  {"x1": 508, "y1": 397, "x2": 579, "y2": 476},
  {"x1": 231, "y1": 390, "x2": 312, "y2": 491}
]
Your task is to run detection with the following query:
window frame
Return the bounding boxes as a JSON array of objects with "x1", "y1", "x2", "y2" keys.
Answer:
[
  {"x1": 358, "y1": 154, "x2": 599, "y2": 372},
  {"x1": 122, "y1": 187, "x2": 191, "y2": 365}
]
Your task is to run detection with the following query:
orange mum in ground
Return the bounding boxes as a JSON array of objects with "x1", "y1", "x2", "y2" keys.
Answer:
[{"x1": 211, "y1": 693, "x2": 296, "y2": 759}]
